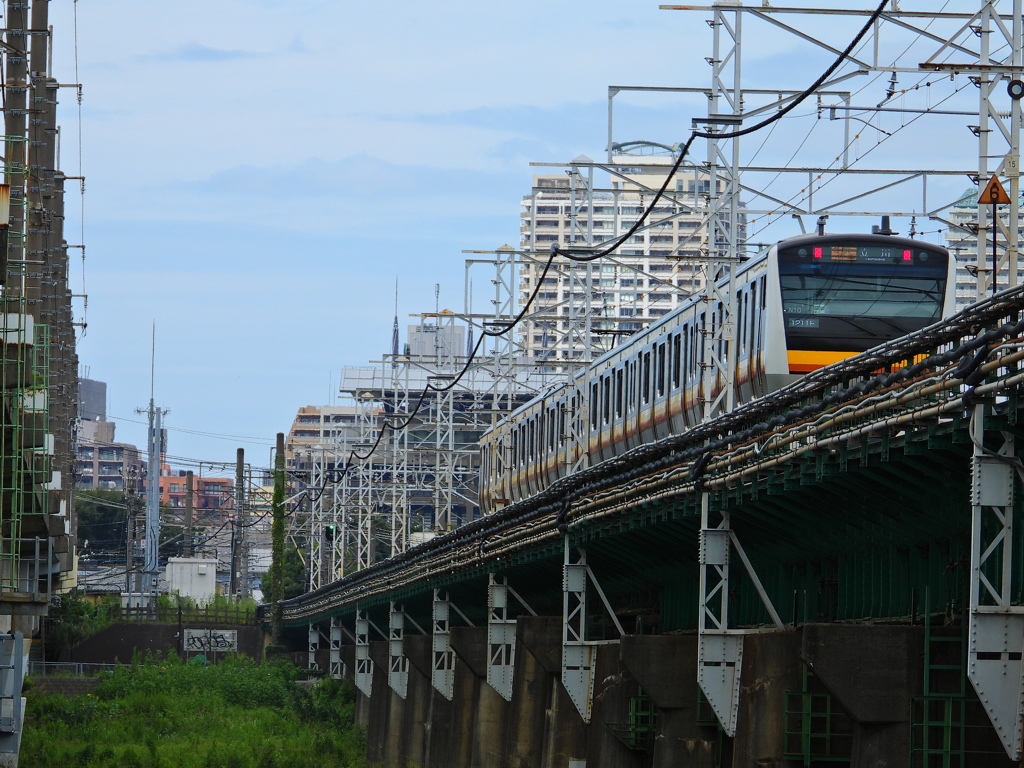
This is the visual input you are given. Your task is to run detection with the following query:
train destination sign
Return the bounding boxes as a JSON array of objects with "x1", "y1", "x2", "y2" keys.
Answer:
[{"x1": 780, "y1": 242, "x2": 943, "y2": 266}]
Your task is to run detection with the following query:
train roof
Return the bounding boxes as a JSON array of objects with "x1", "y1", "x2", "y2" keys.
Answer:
[{"x1": 776, "y1": 231, "x2": 949, "y2": 253}]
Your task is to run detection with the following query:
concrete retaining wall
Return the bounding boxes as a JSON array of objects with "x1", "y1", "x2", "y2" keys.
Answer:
[{"x1": 63, "y1": 621, "x2": 264, "y2": 663}]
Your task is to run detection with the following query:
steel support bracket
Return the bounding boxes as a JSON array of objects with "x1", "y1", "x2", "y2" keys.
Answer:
[
  {"x1": 487, "y1": 574, "x2": 517, "y2": 700},
  {"x1": 307, "y1": 623, "x2": 320, "y2": 672},
  {"x1": 355, "y1": 610, "x2": 374, "y2": 698},
  {"x1": 388, "y1": 602, "x2": 410, "y2": 698},
  {"x1": 329, "y1": 616, "x2": 345, "y2": 680},
  {"x1": 563, "y1": 546, "x2": 595, "y2": 722},
  {"x1": 968, "y1": 408, "x2": 1024, "y2": 759},
  {"x1": 486, "y1": 574, "x2": 535, "y2": 700},
  {"x1": 432, "y1": 590, "x2": 457, "y2": 700},
  {"x1": 697, "y1": 489, "x2": 783, "y2": 737},
  {"x1": 561, "y1": 543, "x2": 625, "y2": 723}
]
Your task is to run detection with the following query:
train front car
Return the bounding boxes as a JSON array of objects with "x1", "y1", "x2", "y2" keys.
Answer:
[{"x1": 767, "y1": 233, "x2": 954, "y2": 379}]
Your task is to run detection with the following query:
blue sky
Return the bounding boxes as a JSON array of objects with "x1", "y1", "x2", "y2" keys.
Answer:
[{"x1": 45, "y1": 1, "x2": 996, "y2": 467}]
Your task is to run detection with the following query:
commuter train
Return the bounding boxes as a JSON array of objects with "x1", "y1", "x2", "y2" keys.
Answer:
[{"x1": 478, "y1": 231, "x2": 956, "y2": 513}]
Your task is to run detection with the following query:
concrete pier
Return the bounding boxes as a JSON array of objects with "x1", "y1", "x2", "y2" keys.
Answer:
[{"x1": 344, "y1": 621, "x2": 1015, "y2": 767}]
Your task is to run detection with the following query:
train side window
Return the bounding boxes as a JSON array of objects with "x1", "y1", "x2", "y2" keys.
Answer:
[
  {"x1": 590, "y1": 382, "x2": 599, "y2": 429},
  {"x1": 642, "y1": 351, "x2": 651, "y2": 404},
  {"x1": 738, "y1": 290, "x2": 746, "y2": 349},
  {"x1": 656, "y1": 342, "x2": 666, "y2": 397},
  {"x1": 627, "y1": 362, "x2": 636, "y2": 411},
  {"x1": 528, "y1": 421, "x2": 534, "y2": 461},
  {"x1": 672, "y1": 334, "x2": 681, "y2": 388},
  {"x1": 750, "y1": 281, "x2": 758, "y2": 347},
  {"x1": 698, "y1": 313, "x2": 705, "y2": 365},
  {"x1": 681, "y1": 327, "x2": 690, "y2": 384},
  {"x1": 615, "y1": 368, "x2": 624, "y2": 417},
  {"x1": 718, "y1": 306, "x2": 725, "y2": 362},
  {"x1": 602, "y1": 375, "x2": 611, "y2": 424}
]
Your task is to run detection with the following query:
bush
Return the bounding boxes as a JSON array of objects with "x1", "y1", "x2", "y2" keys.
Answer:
[{"x1": 21, "y1": 654, "x2": 366, "y2": 768}]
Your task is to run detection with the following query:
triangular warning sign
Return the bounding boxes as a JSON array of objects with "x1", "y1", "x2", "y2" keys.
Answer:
[{"x1": 981, "y1": 174, "x2": 1011, "y2": 205}]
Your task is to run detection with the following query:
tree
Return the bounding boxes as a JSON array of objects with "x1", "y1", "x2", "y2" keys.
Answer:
[
  {"x1": 264, "y1": 547, "x2": 307, "y2": 602},
  {"x1": 74, "y1": 489, "x2": 127, "y2": 555}
]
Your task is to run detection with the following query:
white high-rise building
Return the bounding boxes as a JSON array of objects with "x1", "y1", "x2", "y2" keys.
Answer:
[
  {"x1": 518, "y1": 156, "x2": 741, "y2": 366},
  {"x1": 943, "y1": 190, "x2": 1024, "y2": 311}
]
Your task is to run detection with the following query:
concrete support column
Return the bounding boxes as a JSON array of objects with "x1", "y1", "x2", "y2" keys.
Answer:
[
  {"x1": 452, "y1": 625, "x2": 509, "y2": 768},
  {"x1": 802, "y1": 623, "x2": 923, "y2": 766},
  {"x1": 621, "y1": 635, "x2": 717, "y2": 766}
]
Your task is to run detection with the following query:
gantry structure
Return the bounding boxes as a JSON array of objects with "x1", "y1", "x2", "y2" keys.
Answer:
[{"x1": 0, "y1": 0, "x2": 80, "y2": 756}]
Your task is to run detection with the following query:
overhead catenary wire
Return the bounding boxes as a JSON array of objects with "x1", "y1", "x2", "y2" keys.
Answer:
[{"x1": 331, "y1": 0, "x2": 892, "y2": 479}]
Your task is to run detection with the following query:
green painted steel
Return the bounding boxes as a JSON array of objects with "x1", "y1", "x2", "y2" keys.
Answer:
[
  {"x1": 601, "y1": 690, "x2": 657, "y2": 752},
  {"x1": 784, "y1": 668, "x2": 853, "y2": 764}
]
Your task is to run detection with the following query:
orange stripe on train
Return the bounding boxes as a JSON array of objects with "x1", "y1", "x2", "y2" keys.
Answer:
[{"x1": 787, "y1": 349, "x2": 859, "y2": 374}]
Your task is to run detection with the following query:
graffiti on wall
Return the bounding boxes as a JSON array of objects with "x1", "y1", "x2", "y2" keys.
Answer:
[{"x1": 183, "y1": 629, "x2": 238, "y2": 653}]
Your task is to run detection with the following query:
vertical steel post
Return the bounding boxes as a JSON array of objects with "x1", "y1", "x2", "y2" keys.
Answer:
[
  {"x1": 235, "y1": 448, "x2": 248, "y2": 599},
  {"x1": 142, "y1": 401, "x2": 161, "y2": 599},
  {"x1": 183, "y1": 470, "x2": 193, "y2": 558},
  {"x1": 696, "y1": 3, "x2": 744, "y2": 738}
]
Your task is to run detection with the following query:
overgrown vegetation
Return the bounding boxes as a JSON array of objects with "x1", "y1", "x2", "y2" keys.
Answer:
[
  {"x1": 154, "y1": 593, "x2": 259, "y2": 620},
  {"x1": 75, "y1": 490, "x2": 128, "y2": 556},
  {"x1": 263, "y1": 547, "x2": 307, "y2": 602},
  {"x1": 44, "y1": 593, "x2": 120, "y2": 660},
  {"x1": 22, "y1": 654, "x2": 366, "y2": 768}
]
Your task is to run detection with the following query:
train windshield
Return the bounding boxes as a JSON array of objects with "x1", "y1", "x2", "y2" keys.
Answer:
[
  {"x1": 779, "y1": 270, "x2": 944, "y2": 319},
  {"x1": 778, "y1": 240, "x2": 948, "y2": 353}
]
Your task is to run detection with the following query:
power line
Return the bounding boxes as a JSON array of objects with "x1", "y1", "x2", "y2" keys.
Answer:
[{"x1": 330, "y1": 0, "x2": 892, "y2": 480}]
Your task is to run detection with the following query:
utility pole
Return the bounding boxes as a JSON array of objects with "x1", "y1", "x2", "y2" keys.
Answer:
[
  {"x1": 124, "y1": 466, "x2": 139, "y2": 594},
  {"x1": 270, "y1": 432, "x2": 285, "y2": 642},
  {"x1": 141, "y1": 399, "x2": 163, "y2": 601},
  {"x1": 234, "y1": 448, "x2": 249, "y2": 600}
]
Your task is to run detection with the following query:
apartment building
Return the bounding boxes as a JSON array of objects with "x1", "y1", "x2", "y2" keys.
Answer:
[
  {"x1": 160, "y1": 470, "x2": 235, "y2": 512},
  {"x1": 942, "y1": 190, "x2": 1024, "y2": 311},
  {"x1": 519, "y1": 157, "x2": 741, "y2": 365}
]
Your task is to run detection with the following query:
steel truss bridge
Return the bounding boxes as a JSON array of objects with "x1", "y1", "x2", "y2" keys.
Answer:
[{"x1": 282, "y1": 284, "x2": 1024, "y2": 760}]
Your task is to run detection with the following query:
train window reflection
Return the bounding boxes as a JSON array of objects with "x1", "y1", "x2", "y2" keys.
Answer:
[{"x1": 779, "y1": 269, "x2": 944, "y2": 319}]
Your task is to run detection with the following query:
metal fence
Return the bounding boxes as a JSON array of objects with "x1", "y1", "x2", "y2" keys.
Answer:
[{"x1": 28, "y1": 661, "x2": 120, "y2": 677}]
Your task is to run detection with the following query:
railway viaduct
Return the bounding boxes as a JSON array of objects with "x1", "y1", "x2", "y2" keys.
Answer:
[{"x1": 280, "y1": 285, "x2": 1024, "y2": 767}]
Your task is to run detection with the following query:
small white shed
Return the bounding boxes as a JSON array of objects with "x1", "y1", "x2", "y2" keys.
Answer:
[{"x1": 165, "y1": 557, "x2": 219, "y2": 606}]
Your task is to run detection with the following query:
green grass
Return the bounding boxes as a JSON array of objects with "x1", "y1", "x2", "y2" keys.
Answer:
[{"x1": 21, "y1": 654, "x2": 367, "y2": 768}]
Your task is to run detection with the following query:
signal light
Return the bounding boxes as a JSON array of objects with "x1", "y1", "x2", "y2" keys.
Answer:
[{"x1": 325, "y1": 524, "x2": 336, "y2": 541}]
